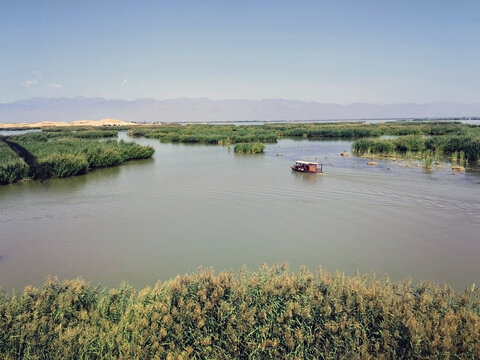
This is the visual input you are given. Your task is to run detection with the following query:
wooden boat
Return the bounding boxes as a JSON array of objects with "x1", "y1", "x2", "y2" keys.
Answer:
[{"x1": 291, "y1": 160, "x2": 323, "y2": 174}]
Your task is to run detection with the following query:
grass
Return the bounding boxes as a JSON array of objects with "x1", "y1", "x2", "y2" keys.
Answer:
[
  {"x1": 125, "y1": 122, "x2": 478, "y2": 162},
  {"x1": 46, "y1": 130, "x2": 118, "y2": 139},
  {"x1": 233, "y1": 142, "x2": 266, "y2": 154},
  {"x1": 22, "y1": 139, "x2": 155, "y2": 178},
  {"x1": 129, "y1": 122, "x2": 474, "y2": 144},
  {"x1": 0, "y1": 265, "x2": 479, "y2": 359},
  {"x1": 0, "y1": 138, "x2": 29, "y2": 184},
  {"x1": 353, "y1": 128, "x2": 480, "y2": 164},
  {"x1": 1, "y1": 133, "x2": 155, "y2": 183},
  {"x1": 128, "y1": 125, "x2": 277, "y2": 145}
]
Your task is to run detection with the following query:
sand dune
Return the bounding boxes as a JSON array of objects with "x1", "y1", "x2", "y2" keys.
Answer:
[{"x1": 0, "y1": 118, "x2": 137, "y2": 128}]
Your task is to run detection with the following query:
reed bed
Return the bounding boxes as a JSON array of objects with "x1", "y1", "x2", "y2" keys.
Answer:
[
  {"x1": 0, "y1": 127, "x2": 42, "y2": 131},
  {"x1": 0, "y1": 265, "x2": 479, "y2": 359},
  {"x1": 353, "y1": 130, "x2": 480, "y2": 163},
  {"x1": 6, "y1": 129, "x2": 118, "y2": 141},
  {"x1": 41, "y1": 126, "x2": 124, "y2": 133},
  {"x1": 233, "y1": 142, "x2": 266, "y2": 154},
  {"x1": 128, "y1": 125, "x2": 277, "y2": 145},
  {"x1": 128, "y1": 122, "x2": 476, "y2": 144},
  {"x1": 0, "y1": 139, "x2": 29, "y2": 184},
  {"x1": 46, "y1": 130, "x2": 118, "y2": 139},
  {"x1": 1, "y1": 134, "x2": 155, "y2": 182},
  {"x1": 22, "y1": 139, "x2": 154, "y2": 178}
]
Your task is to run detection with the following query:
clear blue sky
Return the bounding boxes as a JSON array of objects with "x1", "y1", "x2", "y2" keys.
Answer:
[{"x1": 1, "y1": 0, "x2": 479, "y2": 103}]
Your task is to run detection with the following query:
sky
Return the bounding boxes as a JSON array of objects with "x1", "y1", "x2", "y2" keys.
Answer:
[{"x1": 1, "y1": 0, "x2": 479, "y2": 104}]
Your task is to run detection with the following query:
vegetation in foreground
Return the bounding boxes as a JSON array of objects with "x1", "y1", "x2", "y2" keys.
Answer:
[
  {"x1": 0, "y1": 265, "x2": 479, "y2": 359},
  {"x1": 0, "y1": 133, "x2": 154, "y2": 184},
  {"x1": 233, "y1": 142, "x2": 266, "y2": 154}
]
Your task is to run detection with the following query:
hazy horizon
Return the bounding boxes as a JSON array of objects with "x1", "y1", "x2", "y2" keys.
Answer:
[
  {"x1": 2, "y1": 97, "x2": 480, "y2": 123},
  {"x1": 3, "y1": 95, "x2": 480, "y2": 106}
]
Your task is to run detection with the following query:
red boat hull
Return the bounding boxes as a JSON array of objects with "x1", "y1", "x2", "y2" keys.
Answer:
[{"x1": 291, "y1": 166, "x2": 319, "y2": 174}]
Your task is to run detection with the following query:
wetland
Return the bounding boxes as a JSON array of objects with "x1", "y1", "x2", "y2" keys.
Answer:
[
  {"x1": 1, "y1": 127, "x2": 479, "y2": 291},
  {"x1": 1, "y1": 124, "x2": 480, "y2": 358}
]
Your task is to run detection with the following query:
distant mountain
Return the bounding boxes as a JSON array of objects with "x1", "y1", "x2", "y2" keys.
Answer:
[{"x1": 1, "y1": 97, "x2": 480, "y2": 123}]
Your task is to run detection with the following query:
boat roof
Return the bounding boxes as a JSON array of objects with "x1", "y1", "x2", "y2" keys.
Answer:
[{"x1": 295, "y1": 160, "x2": 320, "y2": 165}]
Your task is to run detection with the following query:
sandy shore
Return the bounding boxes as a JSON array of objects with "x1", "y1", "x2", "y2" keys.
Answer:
[{"x1": 0, "y1": 118, "x2": 138, "y2": 128}]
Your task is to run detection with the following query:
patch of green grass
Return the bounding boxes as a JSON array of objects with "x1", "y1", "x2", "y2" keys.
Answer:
[
  {"x1": 353, "y1": 127, "x2": 480, "y2": 163},
  {"x1": 0, "y1": 139, "x2": 29, "y2": 184},
  {"x1": 128, "y1": 121, "x2": 478, "y2": 145},
  {"x1": 37, "y1": 152, "x2": 89, "y2": 178},
  {"x1": 2, "y1": 136, "x2": 155, "y2": 182},
  {"x1": 43, "y1": 129, "x2": 118, "y2": 138},
  {"x1": 234, "y1": 142, "x2": 266, "y2": 154}
]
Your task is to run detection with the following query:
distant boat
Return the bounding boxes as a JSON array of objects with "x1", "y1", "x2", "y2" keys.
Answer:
[{"x1": 291, "y1": 160, "x2": 323, "y2": 174}]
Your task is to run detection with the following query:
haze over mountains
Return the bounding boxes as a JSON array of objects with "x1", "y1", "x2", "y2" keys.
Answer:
[{"x1": 1, "y1": 97, "x2": 480, "y2": 123}]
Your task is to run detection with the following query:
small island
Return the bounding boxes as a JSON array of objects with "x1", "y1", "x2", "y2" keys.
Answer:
[{"x1": 0, "y1": 128, "x2": 154, "y2": 185}]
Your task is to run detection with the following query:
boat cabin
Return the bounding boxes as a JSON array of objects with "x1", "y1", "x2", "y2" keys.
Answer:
[{"x1": 291, "y1": 161, "x2": 323, "y2": 174}]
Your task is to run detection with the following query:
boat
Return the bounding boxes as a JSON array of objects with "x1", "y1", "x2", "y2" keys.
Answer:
[{"x1": 291, "y1": 160, "x2": 323, "y2": 174}]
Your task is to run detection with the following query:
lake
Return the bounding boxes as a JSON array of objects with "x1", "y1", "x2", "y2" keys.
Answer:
[{"x1": 0, "y1": 133, "x2": 479, "y2": 291}]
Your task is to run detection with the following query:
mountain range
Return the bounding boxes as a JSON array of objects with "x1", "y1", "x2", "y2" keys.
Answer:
[{"x1": 1, "y1": 97, "x2": 480, "y2": 123}]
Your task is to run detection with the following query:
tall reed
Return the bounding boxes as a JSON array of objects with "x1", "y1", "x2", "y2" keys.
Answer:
[
  {"x1": 234, "y1": 142, "x2": 266, "y2": 154},
  {"x1": 1, "y1": 135, "x2": 155, "y2": 182},
  {"x1": 0, "y1": 139, "x2": 29, "y2": 184},
  {"x1": 353, "y1": 131, "x2": 480, "y2": 164},
  {"x1": 0, "y1": 265, "x2": 479, "y2": 359}
]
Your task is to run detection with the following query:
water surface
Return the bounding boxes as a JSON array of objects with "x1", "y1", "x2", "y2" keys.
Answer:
[{"x1": 1, "y1": 135, "x2": 479, "y2": 291}]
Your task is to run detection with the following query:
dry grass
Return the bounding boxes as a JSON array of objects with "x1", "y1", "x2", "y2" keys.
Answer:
[{"x1": 1, "y1": 265, "x2": 479, "y2": 359}]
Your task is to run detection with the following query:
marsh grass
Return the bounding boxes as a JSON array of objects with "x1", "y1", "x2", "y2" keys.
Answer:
[
  {"x1": 0, "y1": 139, "x2": 29, "y2": 184},
  {"x1": 353, "y1": 129, "x2": 480, "y2": 165},
  {"x1": 2, "y1": 134, "x2": 155, "y2": 182},
  {"x1": 6, "y1": 129, "x2": 118, "y2": 140},
  {"x1": 127, "y1": 122, "x2": 478, "y2": 158},
  {"x1": 0, "y1": 265, "x2": 479, "y2": 359},
  {"x1": 233, "y1": 142, "x2": 266, "y2": 154},
  {"x1": 128, "y1": 125, "x2": 277, "y2": 145},
  {"x1": 47, "y1": 130, "x2": 118, "y2": 139},
  {"x1": 421, "y1": 150, "x2": 434, "y2": 169}
]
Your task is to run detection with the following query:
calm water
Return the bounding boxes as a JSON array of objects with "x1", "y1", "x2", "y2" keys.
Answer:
[{"x1": 1, "y1": 134, "x2": 479, "y2": 291}]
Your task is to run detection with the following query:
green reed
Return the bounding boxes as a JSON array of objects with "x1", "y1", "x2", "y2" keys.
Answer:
[
  {"x1": 0, "y1": 265, "x2": 479, "y2": 359},
  {"x1": 353, "y1": 128, "x2": 480, "y2": 164},
  {"x1": 127, "y1": 122, "x2": 478, "y2": 147},
  {"x1": 233, "y1": 142, "x2": 266, "y2": 154},
  {"x1": 0, "y1": 139, "x2": 29, "y2": 184},
  {"x1": 46, "y1": 130, "x2": 118, "y2": 139},
  {"x1": 128, "y1": 125, "x2": 278, "y2": 145},
  {"x1": 1, "y1": 135, "x2": 155, "y2": 182}
]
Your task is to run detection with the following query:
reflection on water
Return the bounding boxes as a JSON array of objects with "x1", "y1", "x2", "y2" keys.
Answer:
[
  {"x1": 0, "y1": 129, "x2": 41, "y2": 136},
  {"x1": 0, "y1": 137, "x2": 479, "y2": 292},
  {"x1": 292, "y1": 172, "x2": 322, "y2": 184}
]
